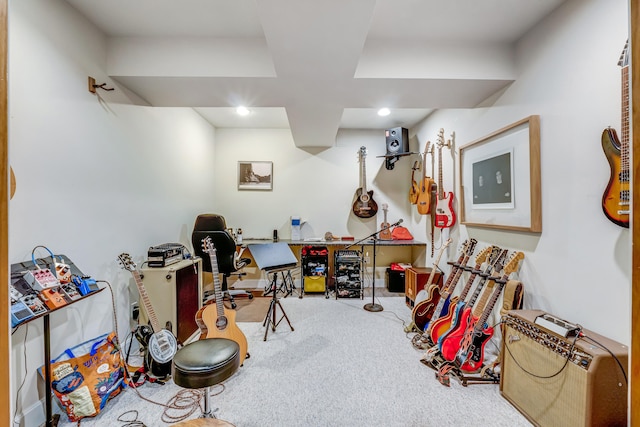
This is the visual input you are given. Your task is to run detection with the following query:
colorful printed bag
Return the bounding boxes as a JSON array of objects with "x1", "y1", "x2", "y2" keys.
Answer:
[{"x1": 40, "y1": 332, "x2": 126, "y2": 422}]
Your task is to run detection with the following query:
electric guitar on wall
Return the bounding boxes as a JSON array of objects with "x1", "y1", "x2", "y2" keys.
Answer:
[
  {"x1": 118, "y1": 253, "x2": 178, "y2": 379},
  {"x1": 434, "y1": 129, "x2": 456, "y2": 228},
  {"x1": 194, "y1": 237, "x2": 249, "y2": 364},
  {"x1": 379, "y1": 203, "x2": 392, "y2": 240},
  {"x1": 353, "y1": 146, "x2": 379, "y2": 218},
  {"x1": 416, "y1": 142, "x2": 436, "y2": 216},
  {"x1": 601, "y1": 40, "x2": 630, "y2": 228}
]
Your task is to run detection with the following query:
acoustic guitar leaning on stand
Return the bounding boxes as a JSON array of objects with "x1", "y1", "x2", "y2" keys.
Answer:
[{"x1": 194, "y1": 236, "x2": 249, "y2": 365}]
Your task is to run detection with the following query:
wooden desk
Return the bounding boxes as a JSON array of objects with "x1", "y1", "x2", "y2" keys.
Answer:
[{"x1": 232, "y1": 239, "x2": 426, "y2": 291}]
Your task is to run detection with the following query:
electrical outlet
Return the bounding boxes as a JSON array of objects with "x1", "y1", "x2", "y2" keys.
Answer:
[
  {"x1": 363, "y1": 256, "x2": 370, "y2": 264},
  {"x1": 131, "y1": 302, "x2": 140, "y2": 321}
]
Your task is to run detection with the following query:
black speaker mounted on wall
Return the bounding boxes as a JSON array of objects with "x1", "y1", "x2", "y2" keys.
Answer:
[
  {"x1": 383, "y1": 127, "x2": 410, "y2": 170},
  {"x1": 385, "y1": 127, "x2": 409, "y2": 155}
]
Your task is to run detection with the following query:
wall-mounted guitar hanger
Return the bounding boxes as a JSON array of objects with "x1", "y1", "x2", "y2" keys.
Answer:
[{"x1": 88, "y1": 76, "x2": 114, "y2": 94}]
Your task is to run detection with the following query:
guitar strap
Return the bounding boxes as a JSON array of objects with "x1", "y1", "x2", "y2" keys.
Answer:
[{"x1": 500, "y1": 280, "x2": 524, "y2": 316}]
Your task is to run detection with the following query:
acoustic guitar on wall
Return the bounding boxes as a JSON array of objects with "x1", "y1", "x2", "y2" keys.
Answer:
[
  {"x1": 601, "y1": 40, "x2": 630, "y2": 228},
  {"x1": 353, "y1": 146, "x2": 378, "y2": 218},
  {"x1": 409, "y1": 160, "x2": 420, "y2": 205},
  {"x1": 195, "y1": 237, "x2": 249, "y2": 365},
  {"x1": 379, "y1": 203, "x2": 392, "y2": 240},
  {"x1": 416, "y1": 142, "x2": 436, "y2": 216}
]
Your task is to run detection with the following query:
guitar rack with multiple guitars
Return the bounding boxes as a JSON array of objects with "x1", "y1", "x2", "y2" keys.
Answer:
[{"x1": 406, "y1": 239, "x2": 525, "y2": 386}]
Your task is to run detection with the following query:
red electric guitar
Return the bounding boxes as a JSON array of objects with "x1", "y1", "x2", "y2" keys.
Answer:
[
  {"x1": 435, "y1": 248, "x2": 508, "y2": 354},
  {"x1": 434, "y1": 129, "x2": 456, "y2": 228},
  {"x1": 601, "y1": 40, "x2": 630, "y2": 228},
  {"x1": 452, "y1": 251, "x2": 524, "y2": 373},
  {"x1": 428, "y1": 245, "x2": 497, "y2": 345}
]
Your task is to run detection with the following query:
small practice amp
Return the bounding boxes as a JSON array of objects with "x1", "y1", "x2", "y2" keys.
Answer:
[
  {"x1": 500, "y1": 309, "x2": 627, "y2": 427},
  {"x1": 148, "y1": 243, "x2": 184, "y2": 267}
]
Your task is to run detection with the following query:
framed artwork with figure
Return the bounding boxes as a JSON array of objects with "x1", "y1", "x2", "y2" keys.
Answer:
[
  {"x1": 238, "y1": 161, "x2": 273, "y2": 191},
  {"x1": 459, "y1": 115, "x2": 541, "y2": 232}
]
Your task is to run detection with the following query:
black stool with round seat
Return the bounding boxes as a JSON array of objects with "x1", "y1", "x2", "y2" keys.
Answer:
[{"x1": 172, "y1": 338, "x2": 240, "y2": 421}]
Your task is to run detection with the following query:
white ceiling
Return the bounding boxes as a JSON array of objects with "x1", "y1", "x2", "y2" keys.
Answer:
[{"x1": 63, "y1": 0, "x2": 567, "y2": 147}]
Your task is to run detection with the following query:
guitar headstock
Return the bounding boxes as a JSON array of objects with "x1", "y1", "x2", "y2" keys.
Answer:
[
  {"x1": 618, "y1": 39, "x2": 629, "y2": 68},
  {"x1": 201, "y1": 236, "x2": 217, "y2": 255},
  {"x1": 436, "y1": 128, "x2": 445, "y2": 148},
  {"x1": 117, "y1": 253, "x2": 136, "y2": 272},
  {"x1": 465, "y1": 238, "x2": 478, "y2": 256},
  {"x1": 358, "y1": 146, "x2": 367, "y2": 161},
  {"x1": 503, "y1": 251, "x2": 524, "y2": 275},
  {"x1": 474, "y1": 245, "x2": 493, "y2": 266},
  {"x1": 382, "y1": 203, "x2": 388, "y2": 213}
]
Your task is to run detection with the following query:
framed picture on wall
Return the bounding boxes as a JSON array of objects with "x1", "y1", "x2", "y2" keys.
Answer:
[
  {"x1": 459, "y1": 115, "x2": 541, "y2": 232},
  {"x1": 238, "y1": 161, "x2": 273, "y2": 191}
]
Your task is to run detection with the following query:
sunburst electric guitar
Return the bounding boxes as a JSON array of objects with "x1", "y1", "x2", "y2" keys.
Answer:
[
  {"x1": 118, "y1": 253, "x2": 178, "y2": 379},
  {"x1": 353, "y1": 146, "x2": 378, "y2": 218},
  {"x1": 434, "y1": 129, "x2": 456, "y2": 228},
  {"x1": 195, "y1": 237, "x2": 249, "y2": 365},
  {"x1": 601, "y1": 40, "x2": 630, "y2": 228}
]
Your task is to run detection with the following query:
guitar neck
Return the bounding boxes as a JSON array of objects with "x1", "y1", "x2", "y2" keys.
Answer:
[
  {"x1": 474, "y1": 279, "x2": 506, "y2": 332},
  {"x1": 438, "y1": 146, "x2": 444, "y2": 198},
  {"x1": 621, "y1": 65, "x2": 630, "y2": 171},
  {"x1": 360, "y1": 152, "x2": 368, "y2": 193},
  {"x1": 132, "y1": 270, "x2": 161, "y2": 332},
  {"x1": 207, "y1": 250, "x2": 226, "y2": 319}
]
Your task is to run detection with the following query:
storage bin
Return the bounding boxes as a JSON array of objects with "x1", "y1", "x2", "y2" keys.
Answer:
[{"x1": 304, "y1": 276, "x2": 326, "y2": 292}]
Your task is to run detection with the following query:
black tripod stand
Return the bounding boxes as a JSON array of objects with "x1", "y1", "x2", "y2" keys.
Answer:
[
  {"x1": 350, "y1": 219, "x2": 403, "y2": 312},
  {"x1": 262, "y1": 267, "x2": 295, "y2": 341}
]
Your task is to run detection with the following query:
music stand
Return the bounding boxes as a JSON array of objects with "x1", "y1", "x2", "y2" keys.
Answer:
[
  {"x1": 348, "y1": 219, "x2": 403, "y2": 312},
  {"x1": 248, "y1": 243, "x2": 297, "y2": 341}
]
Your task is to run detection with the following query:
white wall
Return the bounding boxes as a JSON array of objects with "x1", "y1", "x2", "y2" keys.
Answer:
[
  {"x1": 9, "y1": 1, "x2": 217, "y2": 425},
  {"x1": 7, "y1": 0, "x2": 631, "y2": 424},
  {"x1": 213, "y1": 0, "x2": 631, "y2": 347}
]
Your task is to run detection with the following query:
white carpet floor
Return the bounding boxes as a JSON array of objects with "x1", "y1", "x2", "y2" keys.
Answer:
[{"x1": 56, "y1": 296, "x2": 532, "y2": 427}]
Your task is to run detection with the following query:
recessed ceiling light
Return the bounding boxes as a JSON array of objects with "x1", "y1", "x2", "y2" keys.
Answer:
[
  {"x1": 236, "y1": 106, "x2": 250, "y2": 116},
  {"x1": 378, "y1": 108, "x2": 390, "y2": 116}
]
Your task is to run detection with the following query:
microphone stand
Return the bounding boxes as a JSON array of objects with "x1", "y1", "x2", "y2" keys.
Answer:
[{"x1": 348, "y1": 219, "x2": 403, "y2": 313}]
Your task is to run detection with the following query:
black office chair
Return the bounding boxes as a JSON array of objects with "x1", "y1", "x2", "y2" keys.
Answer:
[{"x1": 192, "y1": 214, "x2": 253, "y2": 309}]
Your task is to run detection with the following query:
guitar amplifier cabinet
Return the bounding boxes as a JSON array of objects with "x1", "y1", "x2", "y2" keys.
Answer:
[
  {"x1": 139, "y1": 258, "x2": 203, "y2": 344},
  {"x1": 404, "y1": 267, "x2": 442, "y2": 308},
  {"x1": 500, "y1": 310, "x2": 627, "y2": 427}
]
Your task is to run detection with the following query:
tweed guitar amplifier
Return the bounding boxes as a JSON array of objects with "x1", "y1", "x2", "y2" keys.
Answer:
[{"x1": 500, "y1": 310, "x2": 627, "y2": 427}]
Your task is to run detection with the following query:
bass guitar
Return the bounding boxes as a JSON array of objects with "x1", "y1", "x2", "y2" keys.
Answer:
[
  {"x1": 601, "y1": 40, "x2": 630, "y2": 228},
  {"x1": 416, "y1": 142, "x2": 436, "y2": 216},
  {"x1": 118, "y1": 253, "x2": 178, "y2": 379},
  {"x1": 452, "y1": 252, "x2": 524, "y2": 373},
  {"x1": 353, "y1": 146, "x2": 378, "y2": 218},
  {"x1": 408, "y1": 160, "x2": 420, "y2": 205},
  {"x1": 436, "y1": 248, "x2": 508, "y2": 357},
  {"x1": 411, "y1": 238, "x2": 452, "y2": 331},
  {"x1": 379, "y1": 203, "x2": 392, "y2": 240},
  {"x1": 194, "y1": 237, "x2": 249, "y2": 364},
  {"x1": 434, "y1": 129, "x2": 456, "y2": 228}
]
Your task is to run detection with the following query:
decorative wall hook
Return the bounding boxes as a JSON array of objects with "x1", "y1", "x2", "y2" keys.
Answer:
[{"x1": 88, "y1": 76, "x2": 114, "y2": 94}]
